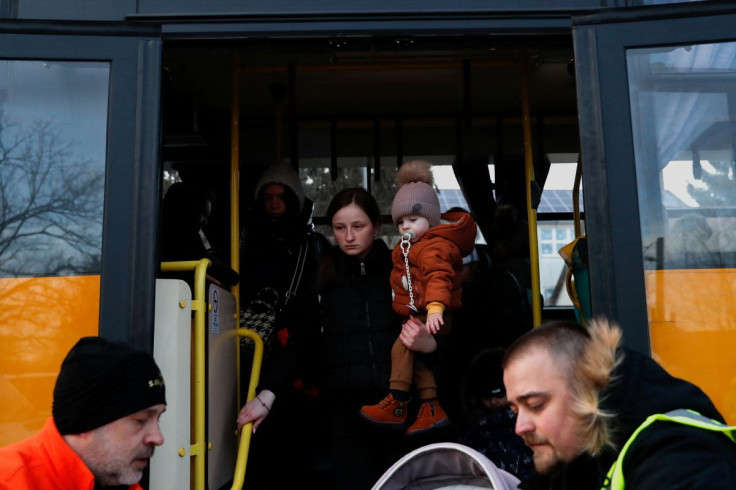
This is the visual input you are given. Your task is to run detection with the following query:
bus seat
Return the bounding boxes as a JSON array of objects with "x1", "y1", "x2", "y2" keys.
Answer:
[{"x1": 559, "y1": 235, "x2": 592, "y2": 325}]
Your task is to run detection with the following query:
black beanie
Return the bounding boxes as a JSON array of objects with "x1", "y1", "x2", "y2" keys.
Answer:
[
  {"x1": 467, "y1": 348, "x2": 506, "y2": 399},
  {"x1": 52, "y1": 336, "x2": 166, "y2": 435}
]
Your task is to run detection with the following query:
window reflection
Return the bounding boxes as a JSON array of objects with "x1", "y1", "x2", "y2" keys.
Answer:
[
  {"x1": 627, "y1": 41, "x2": 736, "y2": 425},
  {"x1": 0, "y1": 60, "x2": 108, "y2": 278},
  {"x1": 628, "y1": 43, "x2": 736, "y2": 270}
]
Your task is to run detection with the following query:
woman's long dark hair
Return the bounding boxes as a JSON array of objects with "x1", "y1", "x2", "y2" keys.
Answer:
[
  {"x1": 318, "y1": 187, "x2": 381, "y2": 290},
  {"x1": 326, "y1": 187, "x2": 381, "y2": 225}
]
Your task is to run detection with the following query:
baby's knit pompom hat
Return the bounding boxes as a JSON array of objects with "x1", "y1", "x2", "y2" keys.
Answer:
[{"x1": 391, "y1": 160, "x2": 441, "y2": 227}]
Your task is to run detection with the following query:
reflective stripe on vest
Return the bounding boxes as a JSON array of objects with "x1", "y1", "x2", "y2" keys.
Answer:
[{"x1": 601, "y1": 409, "x2": 736, "y2": 490}]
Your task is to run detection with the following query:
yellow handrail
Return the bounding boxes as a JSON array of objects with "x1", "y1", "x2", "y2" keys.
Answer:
[
  {"x1": 230, "y1": 329, "x2": 264, "y2": 490},
  {"x1": 519, "y1": 50, "x2": 542, "y2": 327},
  {"x1": 231, "y1": 52, "x2": 243, "y2": 411},
  {"x1": 160, "y1": 259, "x2": 211, "y2": 490},
  {"x1": 160, "y1": 259, "x2": 263, "y2": 490}
]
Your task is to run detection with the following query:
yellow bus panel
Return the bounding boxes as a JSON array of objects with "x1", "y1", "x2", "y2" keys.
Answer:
[
  {"x1": 645, "y1": 269, "x2": 736, "y2": 425},
  {"x1": 0, "y1": 275, "x2": 100, "y2": 446}
]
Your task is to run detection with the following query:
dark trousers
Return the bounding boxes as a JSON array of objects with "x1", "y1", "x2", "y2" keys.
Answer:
[
  {"x1": 330, "y1": 404, "x2": 408, "y2": 490},
  {"x1": 244, "y1": 387, "x2": 329, "y2": 489}
]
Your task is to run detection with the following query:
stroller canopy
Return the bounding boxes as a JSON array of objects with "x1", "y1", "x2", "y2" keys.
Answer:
[{"x1": 372, "y1": 442, "x2": 521, "y2": 490}]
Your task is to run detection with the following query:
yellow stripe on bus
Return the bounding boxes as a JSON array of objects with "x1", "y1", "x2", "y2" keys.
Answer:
[
  {"x1": 0, "y1": 275, "x2": 100, "y2": 446},
  {"x1": 644, "y1": 269, "x2": 736, "y2": 425}
]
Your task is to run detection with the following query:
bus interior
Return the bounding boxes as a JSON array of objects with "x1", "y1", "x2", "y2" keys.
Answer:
[
  {"x1": 155, "y1": 34, "x2": 583, "y2": 489},
  {"x1": 159, "y1": 34, "x2": 583, "y2": 313}
]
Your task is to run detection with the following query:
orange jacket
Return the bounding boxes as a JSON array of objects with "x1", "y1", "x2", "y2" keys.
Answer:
[
  {"x1": 391, "y1": 211, "x2": 477, "y2": 317},
  {"x1": 0, "y1": 417, "x2": 143, "y2": 490}
]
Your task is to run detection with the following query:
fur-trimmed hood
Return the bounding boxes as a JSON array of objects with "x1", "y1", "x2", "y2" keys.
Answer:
[
  {"x1": 521, "y1": 319, "x2": 727, "y2": 490},
  {"x1": 581, "y1": 318, "x2": 723, "y2": 451},
  {"x1": 598, "y1": 332, "x2": 724, "y2": 449}
]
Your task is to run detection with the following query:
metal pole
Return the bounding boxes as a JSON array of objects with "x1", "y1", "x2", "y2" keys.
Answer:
[
  {"x1": 230, "y1": 52, "x2": 242, "y2": 426},
  {"x1": 520, "y1": 51, "x2": 543, "y2": 327}
]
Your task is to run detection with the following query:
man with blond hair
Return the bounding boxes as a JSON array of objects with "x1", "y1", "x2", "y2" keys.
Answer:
[{"x1": 502, "y1": 319, "x2": 736, "y2": 489}]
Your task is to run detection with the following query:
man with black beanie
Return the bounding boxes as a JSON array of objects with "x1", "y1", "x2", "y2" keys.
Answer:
[{"x1": 0, "y1": 336, "x2": 167, "y2": 489}]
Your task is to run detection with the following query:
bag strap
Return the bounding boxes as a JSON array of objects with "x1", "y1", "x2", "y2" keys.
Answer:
[{"x1": 284, "y1": 239, "x2": 309, "y2": 306}]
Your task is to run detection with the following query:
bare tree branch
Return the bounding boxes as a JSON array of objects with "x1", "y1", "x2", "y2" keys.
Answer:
[{"x1": 0, "y1": 119, "x2": 104, "y2": 277}]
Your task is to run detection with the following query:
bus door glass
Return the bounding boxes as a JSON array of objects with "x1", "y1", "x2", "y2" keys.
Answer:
[
  {"x1": 0, "y1": 26, "x2": 161, "y2": 445},
  {"x1": 573, "y1": 5, "x2": 736, "y2": 424},
  {"x1": 0, "y1": 60, "x2": 107, "y2": 444},
  {"x1": 627, "y1": 41, "x2": 736, "y2": 424}
]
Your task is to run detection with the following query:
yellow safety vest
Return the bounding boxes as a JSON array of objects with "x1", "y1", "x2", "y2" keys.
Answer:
[{"x1": 601, "y1": 409, "x2": 736, "y2": 490}]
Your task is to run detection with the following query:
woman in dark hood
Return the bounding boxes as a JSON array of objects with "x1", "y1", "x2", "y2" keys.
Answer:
[{"x1": 238, "y1": 163, "x2": 329, "y2": 489}]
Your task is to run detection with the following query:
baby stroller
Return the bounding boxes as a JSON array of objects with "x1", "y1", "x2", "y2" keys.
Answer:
[{"x1": 372, "y1": 442, "x2": 521, "y2": 490}]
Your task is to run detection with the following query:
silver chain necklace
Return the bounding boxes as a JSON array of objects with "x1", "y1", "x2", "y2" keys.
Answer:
[{"x1": 400, "y1": 232, "x2": 419, "y2": 313}]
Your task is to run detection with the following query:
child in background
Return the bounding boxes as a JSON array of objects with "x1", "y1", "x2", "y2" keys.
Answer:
[
  {"x1": 360, "y1": 160, "x2": 476, "y2": 435},
  {"x1": 456, "y1": 348, "x2": 534, "y2": 480}
]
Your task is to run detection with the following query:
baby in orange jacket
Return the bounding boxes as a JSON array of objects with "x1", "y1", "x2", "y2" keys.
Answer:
[{"x1": 361, "y1": 160, "x2": 476, "y2": 435}]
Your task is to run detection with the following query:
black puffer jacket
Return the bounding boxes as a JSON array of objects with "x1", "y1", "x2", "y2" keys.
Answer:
[
  {"x1": 241, "y1": 198, "x2": 328, "y2": 323},
  {"x1": 243, "y1": 198, "x2": 328, "y2": 396},
  {"x1": 521, "y1": 348, "x2": 736, "y2": 490},
  {"x1": 318, "y1": 240, "x2": 400, "y2": 403}
]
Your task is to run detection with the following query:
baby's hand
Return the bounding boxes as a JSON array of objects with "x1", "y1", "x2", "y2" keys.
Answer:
[{"x1": 425, "y1": 313, "x2": 444, "y2": 334}]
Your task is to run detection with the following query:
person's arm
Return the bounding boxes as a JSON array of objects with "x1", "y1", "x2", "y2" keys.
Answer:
[
  {"x1": 237, "y1": 389, "x2": 275, "y2": 433},
  {"x1": 419, "y1": 242, "x2": 458, "y2": 307},
  {"x1": 419, "y1": 240, "x2": 461, "y2": 334},
  {"x1": 425, "y1": 302, "x2": 445, "y2": 334}
]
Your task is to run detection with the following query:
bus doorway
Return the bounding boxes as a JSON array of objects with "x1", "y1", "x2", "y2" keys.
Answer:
[
  {"x1": 159, "y1": 35, "x2": 584, "y2": 322},
  {"x1": 156, "y1": 34, "x2": 584, "y2": 489},
  {"x1": 154, "y1": 15, "x2": 736, "y2": 486}
]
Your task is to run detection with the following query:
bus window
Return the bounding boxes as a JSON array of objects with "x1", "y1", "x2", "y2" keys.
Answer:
[
  {"x1": 297, "y1": 123, "x2": 399, "y2": 240},
  {"x1": 297, "y1": 119, "x2": 480, "y2": 245},
  {"x1": 0, "y1": 60, "x2": 108, "y2": 444},
  {"x1": 538, "y1": 159, "x2": 584, "y2": 308},
  {"x1": 627, "y1": 42, "x2": 736, "y2": 423}
]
